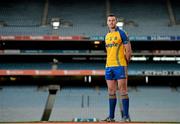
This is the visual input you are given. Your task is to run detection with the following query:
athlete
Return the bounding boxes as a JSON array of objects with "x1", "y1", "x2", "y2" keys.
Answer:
[{"x1": 103, "y1": 14, "x2": 132, "y2": 122}]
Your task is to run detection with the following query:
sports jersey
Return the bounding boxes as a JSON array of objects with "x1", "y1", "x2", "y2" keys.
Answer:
[{"x1": 105, "y1": 27, "x2": 129, "y2": 67}]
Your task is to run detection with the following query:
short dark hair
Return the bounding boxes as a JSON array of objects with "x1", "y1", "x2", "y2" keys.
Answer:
[
  {"x1": 107, "y1": 13, "x2": 117, "y2": 20},
  {"x1": 107, "y1": 13, "x2": 116, "y2": 17}
]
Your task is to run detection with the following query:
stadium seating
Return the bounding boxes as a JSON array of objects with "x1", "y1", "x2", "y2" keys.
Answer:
[
  {"x1": 0, "y1": 0, "x2": 43, "y2": 26},
  {"x1": 48, "y1": 0, "x2": 107, "y2": 36},
  {"x1": 1, "y1": 86, "x2": 180, "y2": 122},
  {"x1": 0, "y1": 0, "x2": 179, "y2": 36},
  {"x1": 0, "y1": 86, "x2": 48, "y2": 122},
  {"x1": 0, "y1": 27, "x2": 51, "y2": 35},
  {"x1": 0, "y1": 63, "x2": 52, "y2": 70},
  {"x1": 0, "y1": 0, "x2": 180, "y2": 123},
  {"x1": 111, "y1": 0, "x2": 180, "y2": 36},
  {"x1": 0, "y1": 62, "x2": 179, "y2": 72},
  {"x1": 171, "y1": 0, "x2": 180, "y2": 22}
]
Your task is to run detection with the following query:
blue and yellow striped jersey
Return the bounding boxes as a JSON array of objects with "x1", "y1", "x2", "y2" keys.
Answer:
[{"x1": 105, "y1": 27, "x2": 129, "y2": 67}]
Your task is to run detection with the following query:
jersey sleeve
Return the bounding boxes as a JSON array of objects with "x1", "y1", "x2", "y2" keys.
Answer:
[{"x1": 118, "y1": 29, "x2": 129, "y2": 44}]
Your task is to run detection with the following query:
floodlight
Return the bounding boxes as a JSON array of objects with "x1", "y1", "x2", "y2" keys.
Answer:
[
  {"x1": 116, "y1": 21, "x2": 124, "y2": 27},
  {"x1": 51, "y1": 18, "x2": 60, "y2": 29},
  {"x1": 116, "y1": 18, "x2": 124, "y2": 29}
]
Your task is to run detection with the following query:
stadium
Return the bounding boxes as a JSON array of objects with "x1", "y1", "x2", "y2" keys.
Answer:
[{"x1": 0, "y1": 0, "x2": 180, "y2": 124}]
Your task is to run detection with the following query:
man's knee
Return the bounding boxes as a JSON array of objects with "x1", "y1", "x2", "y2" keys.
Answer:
[
  {"x1": 108, "y1": 87, "x2": 116, "y2": 94},
  {"x1": 118, "y1": 79, "x2": 128, "y2": 95},
  {"x1": 119, "y1": 88, "x2": 128, "y2": 96}
]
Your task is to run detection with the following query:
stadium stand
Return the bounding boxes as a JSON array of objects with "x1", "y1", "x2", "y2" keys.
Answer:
[
  {"x1": 0, "y1": 86, "x2": 180, "y2": 122},
  {"x1": 0, "y1": 0, "x2": 179, "y2": 36},
  {"x1": 171, "y1": 0, "x2": 180, "y2": 23},
  {"x1": 111, "y1": 0, "x2": 180, "y2": 36},
  {"x1": 0, "y1": 86, "x2": 48, "y2": 122},
  {"x1": 0, "y1": 0, "x2": 180, "y2": 123},
  {"x1": 0, "y1": 62, "x2": 179, "y2": 71},
  {"x1": 0, "y1": 27, "x2": 51, "y2": 35},
  {"x1": 48, "y1": 0, "x2": 107, "y2": 36},
  {"x1": 0, "y1": 63, "x2": 52, "y2": 70},
  {"x1": 0, "y1": 0, "x2": 43, "y2": 26}
]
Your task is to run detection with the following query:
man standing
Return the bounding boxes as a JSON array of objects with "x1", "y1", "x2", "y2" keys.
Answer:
[{"x1": 104, "y1": 14, "x2": 132, "y2": 122}]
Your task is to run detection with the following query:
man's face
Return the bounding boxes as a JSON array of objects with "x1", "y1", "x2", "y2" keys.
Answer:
[{"x1": 107, "y1": 16, "x2": 117, "y2": 30}]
